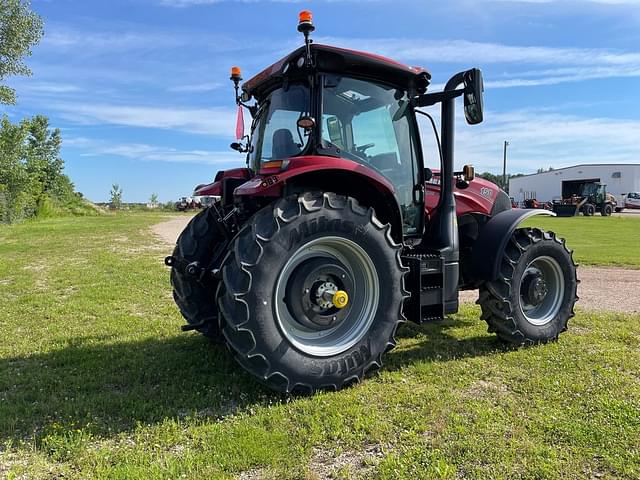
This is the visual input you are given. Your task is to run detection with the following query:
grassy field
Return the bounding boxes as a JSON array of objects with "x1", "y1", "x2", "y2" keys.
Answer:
[
  {"x1": 522, "y1": 214, "x2": 640, "y2": 268},
  {"x1": 0, "y1": 213, "x2": 639, "y2": 479}
]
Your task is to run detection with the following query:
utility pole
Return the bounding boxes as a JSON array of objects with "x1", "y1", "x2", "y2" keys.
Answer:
[{"x1": 502, "y1": 140, "x2": 509, "y2": 190}]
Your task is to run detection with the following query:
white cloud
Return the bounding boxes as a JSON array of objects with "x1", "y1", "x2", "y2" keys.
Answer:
[
  {"x1": 495, "y1": 0, "x2": 640, "y2": 4},
  {"x1": 160, "y1": 0, "x2": 381, "y2": 5},
  {"x1": 52, "y1": 103, "x2": 237, "y2": 136},
  {"x1": 439, "y1": 109, "x2": 640, "y2": 173},
  {"x1": 65, "y1": 137, "x2": 243, "y2": 165},
  {"x1": 13, "y1": 82, "x2": 83, "y2": 94},
  {"x1": 316, "y1": 37, "x2": 640, "y2": 88},
  {"x1": 168, "y1": 82, "x2": 223, "y2": 92},
  {"x1": 318, "y1": 37, "x2": 640, "y2": 67}
]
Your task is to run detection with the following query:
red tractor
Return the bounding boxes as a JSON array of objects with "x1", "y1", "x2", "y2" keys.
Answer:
[{"x1": 166, "y1": 12, "x2": 578, "y2": 394}]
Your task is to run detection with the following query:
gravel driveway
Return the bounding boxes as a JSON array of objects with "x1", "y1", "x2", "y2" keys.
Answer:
[{"x1": 154, "y1": 216, "x2": 640, "y2": 314}]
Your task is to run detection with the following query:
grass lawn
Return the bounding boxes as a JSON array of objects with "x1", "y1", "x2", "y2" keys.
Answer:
[
  {"x1": 523, "y1": 214, "x2": 640, "y2": 268},
  {"x1": 0, "y1": 213, "x2": 638, "y2": 479}
]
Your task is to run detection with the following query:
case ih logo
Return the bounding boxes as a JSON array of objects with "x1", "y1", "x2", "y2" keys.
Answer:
[{"x1": 480, "y1": 187, "x2": 493, "y2": 198}]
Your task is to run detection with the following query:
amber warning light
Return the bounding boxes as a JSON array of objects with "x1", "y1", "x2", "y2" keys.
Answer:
[
  {"x1": 230, "y1": 66, "x2": 242, "y2": 81},
  {"x1": 298, "y1": 10, "x2": 315, "y2": 33}
]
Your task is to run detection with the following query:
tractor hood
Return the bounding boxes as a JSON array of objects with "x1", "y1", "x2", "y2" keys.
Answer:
[{"x1": 242, "y1": 44, "x2": 432, "y2": 101}]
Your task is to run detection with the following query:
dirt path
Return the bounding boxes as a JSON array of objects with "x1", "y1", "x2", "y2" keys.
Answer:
[
  {"x1": 151, "y1": 215, "x2": 194, "y2": 246},
  {"x1": 153, "y1": 216, "x2": 640, "y2": 313}
]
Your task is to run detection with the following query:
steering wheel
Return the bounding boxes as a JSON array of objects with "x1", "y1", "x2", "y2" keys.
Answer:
[{"x1": 356, "y1": 143, "x2": 375, "y2": 154}]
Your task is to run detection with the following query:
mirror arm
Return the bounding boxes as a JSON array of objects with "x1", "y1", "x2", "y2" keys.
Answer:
[{"x1": 416, "y1": 88, "x2": 464, "y2": 107}]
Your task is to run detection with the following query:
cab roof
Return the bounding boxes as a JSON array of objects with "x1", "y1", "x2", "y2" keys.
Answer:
[{"x1": 242, "y1": 44, "x2": 431, "y2": 101}]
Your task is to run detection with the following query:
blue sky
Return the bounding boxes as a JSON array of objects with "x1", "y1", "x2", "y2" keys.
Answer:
[{"x1": 2, "y1": 0, "x2": 640, "y2": 202}]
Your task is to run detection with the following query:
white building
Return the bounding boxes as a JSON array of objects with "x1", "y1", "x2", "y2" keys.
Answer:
[{"x1": 509, "y1": 164, "x2": 640, "y2": 205}]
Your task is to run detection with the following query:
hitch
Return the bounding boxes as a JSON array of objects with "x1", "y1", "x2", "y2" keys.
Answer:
[{"x1": 164, "y1": 256, "x2": 221, "y2": 281}]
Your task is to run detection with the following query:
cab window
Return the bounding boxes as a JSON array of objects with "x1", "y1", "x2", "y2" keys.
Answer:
[{"x1": 322, "y1": 76, "x2": 421, "y2": 235}]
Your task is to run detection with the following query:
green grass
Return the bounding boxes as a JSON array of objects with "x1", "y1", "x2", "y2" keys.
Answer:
[
  {"x1": 0, "y1": 214, "x2": 639, "y2": 479},
  {"x1": 523, "y1": 214, "x2": 640, "y2": 268}
]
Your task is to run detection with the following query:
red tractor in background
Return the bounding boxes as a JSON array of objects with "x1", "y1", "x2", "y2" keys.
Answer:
[{"x1": 166, "y1": 12, "x2": 578, "y2": 394}]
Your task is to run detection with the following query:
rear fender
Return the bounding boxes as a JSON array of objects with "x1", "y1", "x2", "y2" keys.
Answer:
[
  {"x1": 471, "y1": 209, "x2": 556, "y2": 281},
  {"x1": 234, "y1": 157, "x2": 404, "y2": 241},
  {"x1": 194, "y1": 168, "x2": 252, "y2": 198}
]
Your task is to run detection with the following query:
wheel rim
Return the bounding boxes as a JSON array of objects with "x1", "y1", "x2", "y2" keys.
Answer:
[
  {"x1": 274, "y1": 236, "x2": 379, "y2": 357},
  {"x1": 518, "y1": 255, "x2": 565, "y2": 326}
]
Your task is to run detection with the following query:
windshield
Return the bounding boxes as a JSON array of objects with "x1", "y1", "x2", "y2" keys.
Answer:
[
  {"x1": 321, "y1": 76, "x2": 421, "y2": 234},
  {"x1": 248, "y1": 83, "x2": 311, "y2": 170}
]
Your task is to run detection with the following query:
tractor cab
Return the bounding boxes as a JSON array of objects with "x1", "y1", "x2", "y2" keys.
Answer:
[
  {"x1": 223, "y1": 12, "x2": 485, "y2": 296},
  {"x1": 241, "y1": 66, "x2": 424, "y2": 235},
  {"x1": 581, "y1": 182, "x2": 606, "y2": 203}
]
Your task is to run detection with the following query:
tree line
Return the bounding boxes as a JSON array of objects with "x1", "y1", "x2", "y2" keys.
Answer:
[
  {"x1": 0, "y1": 0, "x2": 91, "y2": 223},
  {"x1": 0, "y1": 115, "x2": 88, "y2": 222}
]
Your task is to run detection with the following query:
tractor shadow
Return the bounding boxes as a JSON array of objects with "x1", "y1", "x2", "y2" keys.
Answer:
[
  {"x1": 0, "y1": 334, "x2": 278, "y2": 443},
  {"x1": 0, "y1": 318, "x2": 505, "y2": 443},
  {"x1": 385, "y1": 316, "x2": 509, "y2": 370}
]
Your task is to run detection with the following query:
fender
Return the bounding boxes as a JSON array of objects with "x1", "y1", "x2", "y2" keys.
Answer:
[
  {"x1": 471, "y1": 209, "x2": 556, "y2": 281},
  {"x1": 234, "y1": 156, "x2": 396, "y2": 197},
  {"x1": 193, "y1": 168, "x2": 252, "y2": 197},
  {"x1": 234, "y1": 156, "x2": 404, "y2": 241}
]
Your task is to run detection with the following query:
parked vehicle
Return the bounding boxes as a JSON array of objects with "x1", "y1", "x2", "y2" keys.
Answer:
[
  {"x1": 165, "y1": 12, "x2": 578, "y2": 393},
  {"x1": 523, "y1": 198, "x2": 552, "y2": 210},
  {"x1": 175, "y1": 196, "x2": 201, "y2": 211},
  {"x1": 552, "y1": 181, "x2": 616, "y2": 217},
  {"x1": 624, "y1": 192, "x2": 640, "y2": 210}
]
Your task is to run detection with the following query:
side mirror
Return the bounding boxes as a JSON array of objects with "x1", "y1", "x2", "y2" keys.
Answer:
[
  {"x1": 462, "y1": 164, "x2": 475, "y2": 182},
  {"x1": 230, "y1": 141, "x2": 250, "y2": 153},
  {"x1": 297, "y1": 115, "x2": 316, "y2": 132},
  {"x1": 463, "y1": 68, "x2": 484, "y2": 125},
  {"x1": 326, "y1": 116, "x2": 344, "y2": 147}
]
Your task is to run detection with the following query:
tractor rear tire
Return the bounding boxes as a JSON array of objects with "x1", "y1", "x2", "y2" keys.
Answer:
[
  {"x1": 477, "y1": 228, "x2": 578, "y2": 346},
  {"x1": 170, "y1": 206, "x2": 227, "y2": 340},
  {"x1": 601, "y1": 203, "x2": 613, "y2": 216},
  {"x1": 217, "y1": 192, "x2": 408, "y2": 394}
]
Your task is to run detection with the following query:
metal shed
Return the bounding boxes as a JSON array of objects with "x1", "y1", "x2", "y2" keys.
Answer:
[{"x1": 508, "y1": 164, "x2": 640, "y2": 206}]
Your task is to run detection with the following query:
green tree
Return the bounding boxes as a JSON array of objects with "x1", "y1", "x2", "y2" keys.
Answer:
[
  {"x1": 149, "y1": 192, "x2": 159, "y2": 207},
  {"x1": 25, "y1": 115, "x2": 71, "y2": 200},
  {"x1": 0, "y1": 115, "x2": 32, "y2": 220},
  {"x1": 109, "y1": 184, "x2": 123, "y2": 209},
  {"x1": 0, "y1": 115, "x2": 82, "y2": 222},
  {"x1": 477, "y1": 171, "x2": 525, "y2": 194},
  {"x1": 0, "y1": 0, "x2": 44, "y2": 104}
]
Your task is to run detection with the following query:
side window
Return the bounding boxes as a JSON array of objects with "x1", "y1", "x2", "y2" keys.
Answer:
[
  {"x1": 261, "y1": 110, "x2": 304, "y2": 160},
  {"x1": 351, "y1": 106, "x2": 400, "y2": 162}
]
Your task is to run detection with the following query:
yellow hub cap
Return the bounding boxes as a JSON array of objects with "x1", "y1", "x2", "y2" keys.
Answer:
[{"x1": 332, "y1": 290, "x2": 349, "y2": 309}]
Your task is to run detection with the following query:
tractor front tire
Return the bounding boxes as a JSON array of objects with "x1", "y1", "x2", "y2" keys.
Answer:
[
  {"x1": 217, "y1": 192, "x2": 407, "y2": 394},
  {"x1": 583, "y1": 204, "x2": 595, "y2": 216},
  {"x1": 170, "y1": 206, "x2": 227, "y2": 339},
  {"x1": 478, "y1": 228, "x2": 578, "y2": 346},
  {"x1": 601, "y1": 203, "x2": 613, "y2": 216}
]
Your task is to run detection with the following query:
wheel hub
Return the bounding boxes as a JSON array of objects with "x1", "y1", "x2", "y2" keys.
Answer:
[
  {"x1": 284, "y1": 258, "x2": 353, "y2": 331},
  {"x1": 522, "y1": 271, "x2": 548, "y2": 306},
  {"x1": 518, "y1": 257, "x2": 565, "y2": 326},
  {"x1": 314, "y1": 281, "x2": 339, "y2": 310}
]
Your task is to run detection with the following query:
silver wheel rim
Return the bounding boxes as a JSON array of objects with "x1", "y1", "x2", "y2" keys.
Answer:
[
  {"x1": 274, "y1": 236, "x2": 379, "y2": 357},
  {"x1": 518, "y1": 255, "x2": 565, "y2": 326}
]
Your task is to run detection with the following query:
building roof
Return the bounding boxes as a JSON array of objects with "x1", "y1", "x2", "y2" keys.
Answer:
[{"x1": 511, "y1": 163, "x2": 640, "y2": 180}]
